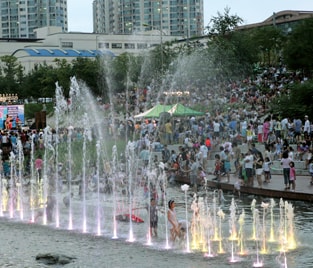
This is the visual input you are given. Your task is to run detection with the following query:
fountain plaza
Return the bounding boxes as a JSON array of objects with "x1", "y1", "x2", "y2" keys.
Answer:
[{"x1": 0, "y1": 78, "x2": 312, "y2": 267}]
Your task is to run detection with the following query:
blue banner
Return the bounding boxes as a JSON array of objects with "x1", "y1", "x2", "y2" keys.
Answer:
[{"x1": 0, "y1": 105, "x2": 25, "y2": 130}]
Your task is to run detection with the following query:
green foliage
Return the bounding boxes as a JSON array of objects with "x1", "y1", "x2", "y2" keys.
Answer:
[
  {"x1": 203, "y1": 8, "x2": 256, "y2": 79},
  {"x1": 248, "y1": 26, "x2": 285, "y2": 65},
  {"x1": 269, "y1": 80, "x2": 313, "y2": 118},
  {"x1": 0, "y1": 55, "x2": 24, "y2": 94},
  {"x1": 22, "y1": 62, "x2": 71, "y2": 99},
  {"x1": 102, "y1": 53, "x2": 143, "y2": 94},
  {"x1": 24, "y1": 103, "x2": 54, "y2": 121},
  {"x1": 72, "y1": 57, "x2": 101, "y2": 95},
  {"x1": 206, "y1": 7, "x2": 243, "y2": 36},
  {"x1": 283, "y1": 18, "x2": 313, "y2": 77}
]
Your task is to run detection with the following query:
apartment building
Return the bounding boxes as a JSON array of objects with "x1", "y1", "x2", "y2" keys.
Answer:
[
  {"x1": 0, "y1": 0, "x2": 68, "y2": 38},
  {"x1": 93, "y1": 0, "x2": 204, "y2": 38}
]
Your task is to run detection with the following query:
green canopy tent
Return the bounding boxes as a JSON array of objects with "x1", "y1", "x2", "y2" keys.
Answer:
[
  {"x1": 167, "y1": 103, "x2": 205, "y2": 117},
  {"x1": 134, "y1": 104, "x2": 172, "y2": 119},
  {"x1": 134, "y1": 103, "x2": 204, "y2": 118}
]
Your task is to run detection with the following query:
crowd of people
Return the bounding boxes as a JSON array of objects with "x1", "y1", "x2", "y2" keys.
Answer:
[
  {"x1": 129, "y1": 65, "x2": 313, "y2": 198},
  {"x1": 0, "y1": 64, "x2": 312, "y2": 239}
]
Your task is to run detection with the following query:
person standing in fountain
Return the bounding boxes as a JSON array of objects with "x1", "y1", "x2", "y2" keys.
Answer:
[
  {"x1": 34, "y1": 195, "x2": 56, "y2": 223},
  {"x1": 35, "y1": 155, "x2": 43, "y2": 183},
  {"x1": 46, "y1": 195, "x2": 56, "y2": 222},
  {"x1": 139, "y1": 145, "x2": 150, "y2": 169},
  {"x1": 147, "y1": 198, "x2": 158, "y2": 237},
  {"x1": 167, "y1": 200, "x2": 182, "y2": 242},
  {"x1": 189, "y1": 157, "x2": 199, "y2": 192}
]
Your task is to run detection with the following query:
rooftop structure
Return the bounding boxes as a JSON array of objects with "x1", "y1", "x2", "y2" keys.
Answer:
[{"x1": 237, "y1": 10, "x2": 313, "y2": 34}]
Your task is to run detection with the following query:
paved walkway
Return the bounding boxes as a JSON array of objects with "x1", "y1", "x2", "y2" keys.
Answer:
[
  {"x1": 163, "y1": 143, "x2": 313, "y2": 201},
  {"x1": 205, "y1": 172, "x2": 313, "y2": 202},
  {"x1": 208, "y1": 172, "x2": 313, "y2": 194}
]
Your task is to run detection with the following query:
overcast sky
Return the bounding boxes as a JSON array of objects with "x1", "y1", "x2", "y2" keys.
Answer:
[{"x1": 67, "y1": 0, "x2": 313, "y2": 33}]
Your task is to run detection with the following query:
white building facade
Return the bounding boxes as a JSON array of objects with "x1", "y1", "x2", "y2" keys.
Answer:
[{"x1": 0, "y1": 26, "x2": 179, "y2": 73}]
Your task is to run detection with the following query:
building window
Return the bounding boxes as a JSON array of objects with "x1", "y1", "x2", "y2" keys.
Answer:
[
  {"x1": 112, "y1": 43, "x2": 122, "y2": 49},
  {"x1": 61, "y1": 42, "x2": 73, "y2": 48},
  {"x1": 125, "y1": 43, "x2": 135, "y2": 49},
  {"x1": 98, "y1": 42, "x2": 109, "y2": 49},
  {"x1": 137, "y1": 43, "x2": 147, "y2": 49}
]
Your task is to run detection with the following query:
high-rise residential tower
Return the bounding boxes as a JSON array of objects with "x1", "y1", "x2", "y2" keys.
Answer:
[
  {"x1": 0, "y1": 0, "x2": 68, "y2": 39},
  {"x1": 93, "y1": 0, "x2": 204, "y2": 37}
]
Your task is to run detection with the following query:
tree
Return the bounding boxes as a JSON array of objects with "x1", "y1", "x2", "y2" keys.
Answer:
[
  {"x1": 23, "y1": 64, "x2": 58, "y2": 99},
  {"x1": 249, "y1": 26, "x2": 285, "y2": 65},
  {"x1": 283, "y1": 18, "x2": 313, "y2": 77},
  {"x1": 0, "y1": 55, "x2": 25, "y2": 94},
  {"x1": 270, "y1": 80, "x2": 313, "y2": 119},
  {"x1": 71, "y1": 57, "x2": 100, "y2": 95},
  {"x1": 205, "y1": 7, "x2": 243, "y2": 36},
  {"x1": 204, "y1": 8, "x2": 255, "y2": 81}
]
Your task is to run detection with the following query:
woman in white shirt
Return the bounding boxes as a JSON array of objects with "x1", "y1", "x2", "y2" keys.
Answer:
[{"x1": 281, "y1": 151, "x2": 292, "y2": 190}]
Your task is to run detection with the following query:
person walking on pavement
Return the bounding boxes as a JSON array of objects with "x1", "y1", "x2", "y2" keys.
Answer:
[
  {"x1": 281, "y1": 151, "x2": 292, "y2": 190},
  {"x1": 289, "y1": 161, "x2": 296, "y2": 192}
]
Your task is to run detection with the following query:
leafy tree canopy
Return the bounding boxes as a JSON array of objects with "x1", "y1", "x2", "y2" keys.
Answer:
[
  {"x1": 270, "y1": 80, "x2": 313, "y2": 119},
  {"x1": 283, "y1": 18, "x2": 313, "y2": 77},
  {"x1": 205, "y1": 7, "x2": 243, "y2": 36}
]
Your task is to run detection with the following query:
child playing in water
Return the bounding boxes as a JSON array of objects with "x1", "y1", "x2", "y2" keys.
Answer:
[
  {"x1": 167, "y1": 199, "x2": 187, "y2": 243},
  {"x1": 148, "y1": 198, "x2": 158, "y2": 237},
  {"x1": 217, "y1": 185, "x2": 226, "y2": 205},
  {"x1": 168, "y1": 199, "x2": 180, "y2": 242},
  {"x1": 198, "y1": 166, "x2": 206, "y2": 186},
  {"x1": 233, "y1": 179, "x2": 242, "y2": 198}
]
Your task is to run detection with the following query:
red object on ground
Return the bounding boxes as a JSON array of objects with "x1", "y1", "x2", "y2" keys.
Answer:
[
  {"x1": 125, "y1": 214, "x2": 144, "y2": 223},
  {"x1": 115, "y1": 214, "x2": 144, "y2": 223}
]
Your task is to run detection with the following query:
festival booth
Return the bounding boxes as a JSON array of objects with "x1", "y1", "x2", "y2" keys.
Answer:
[
  {"x1": 134, "y1": 104, "x2": 172, "y2": 119},
  {"x1": 134, "y1": 103, "x2": 204, "y2": 148},
  {"x1": 167, "y1": 103, "x2": 204, "y2": 117}
]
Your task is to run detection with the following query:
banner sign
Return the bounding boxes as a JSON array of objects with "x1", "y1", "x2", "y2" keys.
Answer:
[{"x1": 0, "y1": 105, "x2": 25, "y2": 130}]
